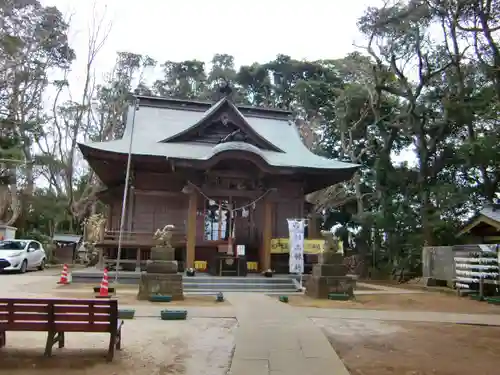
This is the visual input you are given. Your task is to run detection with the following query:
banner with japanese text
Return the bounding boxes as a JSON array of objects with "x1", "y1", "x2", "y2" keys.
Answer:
[
  {"x1": 270, "y1": 238, "x2": 325, "y2": 254},
  {"x1": 287, "y1": 219, "x2": 305, "y2": 274}
]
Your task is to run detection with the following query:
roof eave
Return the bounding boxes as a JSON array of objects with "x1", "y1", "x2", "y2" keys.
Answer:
[
  {"x1": 302, "y1": 166, "x2": 359, "y2": 194},
  {"x1": 456, "y1": 213, "x2": 500, "y2": 237},
  {"x1": 134, "y1": 94, "x2": 293, "y2": 117},
  {"x1": 226, "y1": 100, "x2": 284, "y2": 153},
  {"x1": 168, "y1": 152, "x2": 358, "y2": 190}
]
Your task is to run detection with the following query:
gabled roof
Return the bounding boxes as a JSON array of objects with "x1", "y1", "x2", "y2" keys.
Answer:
[
  {"x1": 160, "y1": 97, "x2": 284, "y2": 152},
  {"x1": 457, "y1": 205, "x2": 500, "y2": 237},
  {"x1": 78, "y1": 95, "x2": 358, "y2": 172},
  {"x1": 52, "y1": 233, "x2": 82, "y2": 243}
]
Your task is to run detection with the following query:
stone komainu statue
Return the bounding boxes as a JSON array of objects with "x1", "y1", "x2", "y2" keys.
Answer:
[
  {"x1": 320, "y1": 230, "x2": 342, "y2": 255},
  {"x1": 305, "y1": 230, "x2": 355, "y2": 299},
  {"x1": 137, "y1": 224, "x2": 184, "y2": 301}
]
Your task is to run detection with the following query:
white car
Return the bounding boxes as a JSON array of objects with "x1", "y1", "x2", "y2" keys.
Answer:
[{"x1": 0, "y1": 239, "x2": 46, "y2": 273}]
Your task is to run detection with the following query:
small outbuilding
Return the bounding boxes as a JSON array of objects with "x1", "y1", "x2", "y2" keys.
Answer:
[
  {"x1": 52, "y1": 233, "x2": 82, "y2": 264},
  {"x1": 456, "y1": 205, "x2": 500, "y2": 244}
]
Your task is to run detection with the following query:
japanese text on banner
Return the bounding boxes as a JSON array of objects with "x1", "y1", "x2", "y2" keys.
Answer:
[{"x1": 287, "y1": 219, "x2": 305, "y2": 274}]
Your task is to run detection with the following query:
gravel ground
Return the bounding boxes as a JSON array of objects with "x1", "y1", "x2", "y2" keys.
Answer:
[{"x1": 0, "y1": 318, "x2": 237, "y2": 375}]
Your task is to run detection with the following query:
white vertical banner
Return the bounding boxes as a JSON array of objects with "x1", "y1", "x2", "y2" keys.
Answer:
[{"x1": 287, "y1": 219, "x2": 305, "y2": 274}]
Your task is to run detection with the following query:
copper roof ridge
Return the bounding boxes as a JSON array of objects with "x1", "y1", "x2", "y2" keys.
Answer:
[{"x1": 134, "y1": 94, "x2": 292, "y2": 117}]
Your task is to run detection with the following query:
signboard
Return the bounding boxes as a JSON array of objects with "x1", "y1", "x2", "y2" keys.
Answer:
[
  {"x1": 0, "y1": 225, "x2": 17, "y2": 240},
  {"x1": 270, "y1": 238, "x2": 325, "y2": 254},
  {"x1": 287, "y1": 219, "x2": 305, "y2": 274},
  {"x1": 236, "y1": 245, "x2": 245, "y2": 256}
]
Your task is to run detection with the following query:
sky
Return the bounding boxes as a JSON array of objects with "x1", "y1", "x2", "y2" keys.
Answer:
[
  {"x1": 38, "y1": 0, "x2": 414, "y2": 164},
  {"x1": 40, "y1": 0, "x2": 379, "y2": 78}
]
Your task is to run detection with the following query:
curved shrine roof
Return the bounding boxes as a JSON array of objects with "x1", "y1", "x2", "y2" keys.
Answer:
[{"x1": 79, "y1": 96, "x2": 358, "y2": 172}]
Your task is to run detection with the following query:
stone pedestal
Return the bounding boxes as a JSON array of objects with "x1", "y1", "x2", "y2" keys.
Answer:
[
  {"x1": 305, "y1": 274, "x2": 355, "y2": 298},
  {"x1": 305, "y1": 231, "x2": 355, "y2": 299},
  {"x1": 150, "y1": 245, "x2": 176, "y2": 261},
  {"x1": 312, "y1": 264, "x2": 348, "y2": 277},
  {"x1": 137, "y1": 226, "x2": 184, "y2": 300},
  {"x1": 146, "y1": 261, "x2": 178, "y2": 274},
  {"x1": 318, "y1": 252, "x2": 344, "y2": 265},
  {"x1": 137, "y1": 273, "x2": 184, "y2": 300}
]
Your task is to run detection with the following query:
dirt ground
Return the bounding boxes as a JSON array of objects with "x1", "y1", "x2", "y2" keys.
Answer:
[
  {"x1": 314, "y1": 318, "x2": 500, "y2": 375},
  {"x1": 285, "y1": 293, "x2": 500, "y2": 314},
  {"x1": 362, "y1": 279, "x2": 455, "y2": 293},
  {"x1": 353, "y1": 284, "x2": 378, "y2": 291},
  {"x1": 53, "y1": 285, "x2": 231, "y2": 306},
  {"x1": 0, "y1": 318, "x2": 237, "y2": 375}
]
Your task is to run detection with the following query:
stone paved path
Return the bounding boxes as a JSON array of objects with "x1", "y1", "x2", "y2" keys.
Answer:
[
  {"x1": 225, "y1": 293, "x2": 350, "y2": 375},
  {"x1": 223, "y1": 292, "x2": 500, "y2": 375}
]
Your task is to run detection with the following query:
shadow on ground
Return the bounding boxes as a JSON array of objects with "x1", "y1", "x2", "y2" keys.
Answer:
[{"x1": 0, "y1": 349, "x2": 112, "y2": 370}]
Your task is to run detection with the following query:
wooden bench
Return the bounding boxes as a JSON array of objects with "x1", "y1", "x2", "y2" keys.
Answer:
[{"x1": 0, "y1": 298, "x2": 123, "y2": 361}]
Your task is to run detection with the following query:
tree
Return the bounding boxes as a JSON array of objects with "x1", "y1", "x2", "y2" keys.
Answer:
[
  {"x1": 0, "y1": 0, "x2": 74, "y2": 225},
  {"x1": 4, "y1": 1, "x2": 498, "y2": 277},
  {"x1": 357, "y1": 1, "x2": 470, "y2": 246},
  {"x1": 36, "y1": 48, "x2": 157, "y2": 230},
  {"x1": 153, "y1": 59, "x2": 207, "y2": 99}
]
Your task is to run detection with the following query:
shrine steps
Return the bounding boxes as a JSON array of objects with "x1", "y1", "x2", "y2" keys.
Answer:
[
  {"x1": 183, "y1": 276, "x2": 299, "y2": 293},
  {"x1": 71, "y1": 270, "x2": 300, "y2": 293}
]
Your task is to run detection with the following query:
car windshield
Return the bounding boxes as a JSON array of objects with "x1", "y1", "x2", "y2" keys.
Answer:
[{"x1": 0, "y1": 240, "x2": 27, "y2": 250}]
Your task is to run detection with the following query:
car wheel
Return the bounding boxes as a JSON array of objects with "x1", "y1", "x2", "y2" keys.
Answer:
[
  {"x1": 38, "y1": 258, "x2": 46, "y2": 271},
  {"x1": 20, "y1": 259, "x2": 28, "y2": 274}
]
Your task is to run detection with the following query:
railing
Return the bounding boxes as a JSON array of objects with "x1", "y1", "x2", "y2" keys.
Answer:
[
  {"x1": 100, "y1": 228, "x2": 186, "y2": 246},
  {"x1": 103, "y1": 231, "x2": 152, "y2": 243}
]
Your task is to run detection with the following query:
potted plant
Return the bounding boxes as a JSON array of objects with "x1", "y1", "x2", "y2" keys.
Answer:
[
  {"x1": 327, "y1": 293, "x2": 350, "y2": 301},
  {"x1": 149, "y1": 294, "x2": 173, "y2": 302},
  {"x1": 160, "y1": 309, "x2": 188, "y2": 320},
  {"x1": 186, "y1": 267, "x2": 196, "y2": 277},
  {"x1": 216, "y1": 292, "x2": 224, "y2": 302},
  {"x1": 118, "y1": 309, "x2": 136, "y2": 319}
]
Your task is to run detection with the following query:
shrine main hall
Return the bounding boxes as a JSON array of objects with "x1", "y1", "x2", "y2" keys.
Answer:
[{"x1": 79, "y1": 93, "x2": 357, "y2": 275}]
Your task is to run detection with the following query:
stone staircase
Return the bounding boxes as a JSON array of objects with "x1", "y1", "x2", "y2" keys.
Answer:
[
  {"x1": 183, "y1": 275, "x2": 299, "y2": 294},
  {"x1": 71, "y1": 269, "x2": 300, "y2": 294}
]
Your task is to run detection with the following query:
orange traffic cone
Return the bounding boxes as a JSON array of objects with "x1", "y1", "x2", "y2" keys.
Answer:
[
  {"x1": 98, "y1": 268, "x2": 110, "y2": 298},
  {"x1": 57, "y1": 264, "x2": 70, "y2": 285}
]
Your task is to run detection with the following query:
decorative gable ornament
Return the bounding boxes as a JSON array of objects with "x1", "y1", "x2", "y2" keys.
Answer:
[
  {"x1": 160, "y1": 98, "x2": 284, "y2": 152},
  {"x1": 220, "y1": 113, "x2": 230, "y2": 126}
]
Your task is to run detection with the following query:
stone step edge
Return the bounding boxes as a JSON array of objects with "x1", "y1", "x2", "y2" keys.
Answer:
[
  {"x1": 182, "y1": 281, "x2": 294, "y2": 286},
  {"x1": 183, "y1": 290, "x2": 302, "y2": 294},
  {"x1": 72, "y1": 278, "x2": 294, "y2": 284},
  {"x1": 72, "y1": 274, "x2": 298, "y2": 281}
]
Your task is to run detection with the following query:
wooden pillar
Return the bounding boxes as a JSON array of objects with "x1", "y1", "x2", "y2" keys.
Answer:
[
  {"x1": 186, "y1": 192, "x2": 198, "y2": 269},
  {"x1": 308, "y1": 213, "x2": 320, "y2": 239},
  {"x1": 261, "y1": 198, "x2": 272, "y2": 271}
]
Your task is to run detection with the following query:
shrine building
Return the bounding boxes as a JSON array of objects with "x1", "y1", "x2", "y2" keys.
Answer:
[{"x1": 78, "y1": 94, "x2": 358, "y2": 275}]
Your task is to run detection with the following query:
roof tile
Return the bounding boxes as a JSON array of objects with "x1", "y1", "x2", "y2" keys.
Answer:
[{"x1": 81, "y1": 102, "x2": 358, "y2": 171}]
